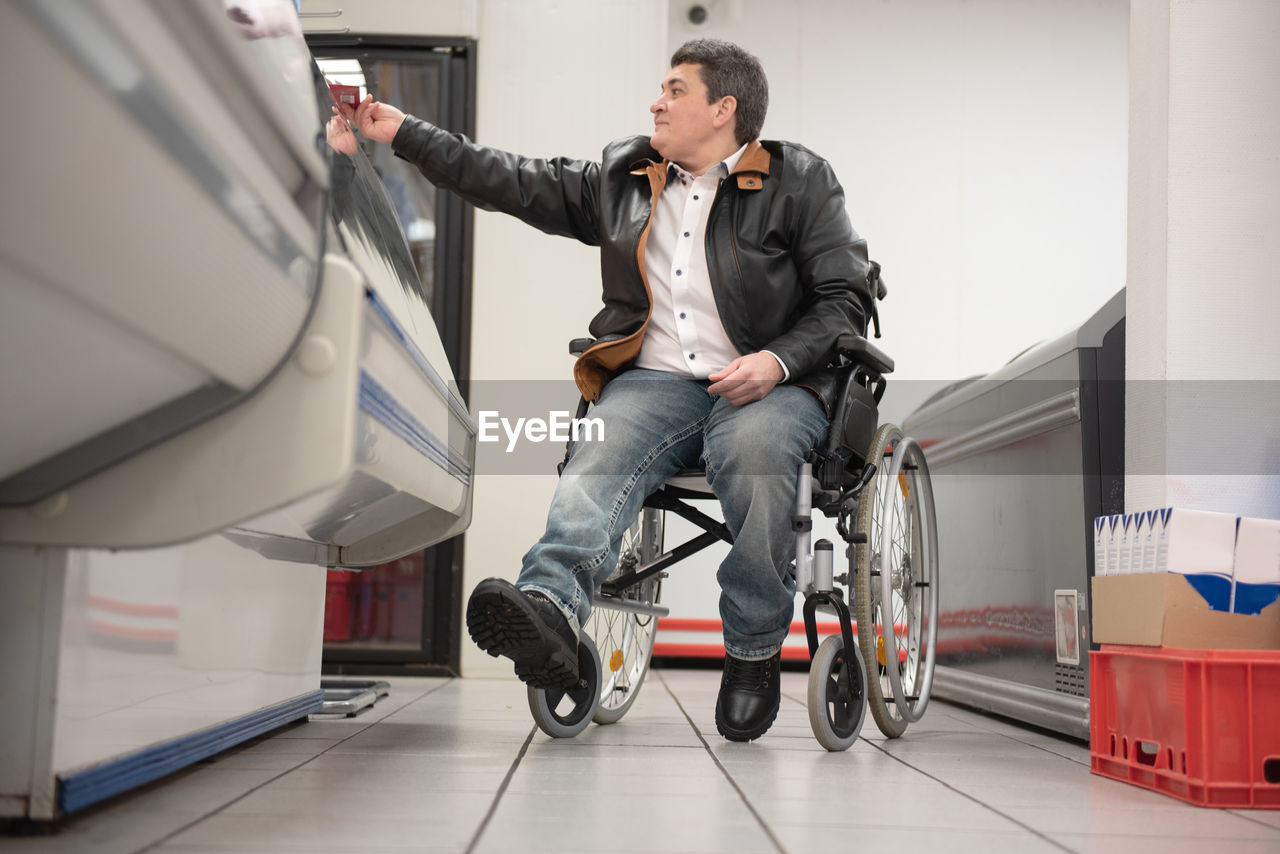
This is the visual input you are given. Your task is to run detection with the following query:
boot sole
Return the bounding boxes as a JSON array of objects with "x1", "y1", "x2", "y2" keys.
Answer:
[{"x1": 466, "y1": 579, "x2": 579, "y2": 690}]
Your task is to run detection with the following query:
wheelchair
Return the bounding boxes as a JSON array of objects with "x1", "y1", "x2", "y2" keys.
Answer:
[{"x1": 526, "y1": 272, "x2": 939, "y2": 751}]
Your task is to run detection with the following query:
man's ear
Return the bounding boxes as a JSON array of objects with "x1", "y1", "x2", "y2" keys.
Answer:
[{"x1": 712, "y1": 95, "x2": 738, "y2": 131}]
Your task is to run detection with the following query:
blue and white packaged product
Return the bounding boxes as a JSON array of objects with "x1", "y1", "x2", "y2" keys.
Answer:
[
  {"x1": 1117, "y1": 514, "x2": 1136, "y2": 575},
  {"x1": 1231, "y1": 515, "x2": 1280, "y2": 615},
  {"x1": 1159, "y1": 508, "x2": 1237, "y2": 611},
  {"x1": 1106, "y1": 515, "x2": 1124, "y2": 576},
  {"x1": 1139, "y1": 509, "x2": 1160, "y2": 573},
  {"x1": 1093, "y1": 516, "x2": 1109, "y2": 576}
]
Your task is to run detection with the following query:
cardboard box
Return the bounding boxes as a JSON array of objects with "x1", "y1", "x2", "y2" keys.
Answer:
[{"x1": 1091, "y1": 573, "x2": 1280, "y2": 650}]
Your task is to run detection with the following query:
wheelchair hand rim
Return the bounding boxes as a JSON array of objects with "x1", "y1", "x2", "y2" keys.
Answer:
[{"x1": 876, "y1": 435, "x2": 938, "y2": 723}]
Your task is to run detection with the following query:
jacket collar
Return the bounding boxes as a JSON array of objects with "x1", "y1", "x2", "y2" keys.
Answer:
[
  {"x1": 730, "y1": 140, "x2": 769, "y2": 191},
  {"x1": 631, "y1": 140, "x2": 770, "y2": 192}
]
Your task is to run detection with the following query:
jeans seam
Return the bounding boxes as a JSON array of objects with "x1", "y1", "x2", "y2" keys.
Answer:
[
  {"x1": 723, "y1": 640, "x2": 783, "y2": 661},
  {"x1": 518, "y1": 583, "x2": 581, "y2": 637},
  {"x1": 565, "y1": 416, "x2": 707, "y2": 578}
]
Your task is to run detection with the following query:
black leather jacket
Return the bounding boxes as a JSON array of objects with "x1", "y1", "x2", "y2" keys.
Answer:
[{"x1": 392, "y1": 117, "x2": 872, "y2": 414}]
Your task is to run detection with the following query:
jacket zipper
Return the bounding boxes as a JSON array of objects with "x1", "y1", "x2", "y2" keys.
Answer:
[{"x1": 706, "y1": 183, "x2": 748, "y2": 351}]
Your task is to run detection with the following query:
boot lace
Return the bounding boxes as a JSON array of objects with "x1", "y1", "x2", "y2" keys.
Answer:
[{"x1": 723, "y1": 656, "x2": 770, "y2": 691}]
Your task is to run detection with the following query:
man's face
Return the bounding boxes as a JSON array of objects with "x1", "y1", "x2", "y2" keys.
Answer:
[{"x1": 649, "y1": 63, "x2": 721, "y2": 165}]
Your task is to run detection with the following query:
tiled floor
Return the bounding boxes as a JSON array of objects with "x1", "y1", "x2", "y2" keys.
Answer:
[{"x1": 4, "y1": 669, "x2": 1278, "y2": 853}]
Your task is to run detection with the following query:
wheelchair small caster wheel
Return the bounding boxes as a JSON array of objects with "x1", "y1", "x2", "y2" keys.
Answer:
[
  {"x1": 528, "y1": 635, "x2": 602, "y2": 738},
  {"x1": 808, "y1": 635, "x2": 867, "y2": 751}
]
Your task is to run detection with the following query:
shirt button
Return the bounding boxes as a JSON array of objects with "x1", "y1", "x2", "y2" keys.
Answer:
[
  {"x1": 679, "y1": 312, "x2": 686, "y2": 319},
  {"x1": 689, "y1": 354, "x2": 696, "y2": 360},
  {"x1": 683, "y1": 232, "x2": 690, "y2": 237},
  {"x1": 692, "y1": 194, "x2": 699, "y2": 200},
  {"x1": 675, "y1": 269, "x2": 682, "y2": 276}
]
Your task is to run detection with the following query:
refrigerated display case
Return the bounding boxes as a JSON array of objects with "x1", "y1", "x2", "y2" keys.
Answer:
[
  {"x1": 901, "y1": 289, "x2": 1125, "y2": 739},
  {"x1": 0, "y1": 0, "x2": 475, "y2": 820}
]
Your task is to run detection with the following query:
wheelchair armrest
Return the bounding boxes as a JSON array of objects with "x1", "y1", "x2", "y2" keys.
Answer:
[
  {"x1": 835, "y1": 333, "x2": 894, "y2": 376},
  {"x1": 813, "y1": 333, "x2": 893, "y2": 490},
  {"x1": 568, "y1": 333, "x2": 627, "y2": 356}
]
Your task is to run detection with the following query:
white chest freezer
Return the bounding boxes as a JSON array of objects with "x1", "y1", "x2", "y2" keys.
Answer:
[{"x1": 0, "y1": 0, "x2": 475, "y2": 564}]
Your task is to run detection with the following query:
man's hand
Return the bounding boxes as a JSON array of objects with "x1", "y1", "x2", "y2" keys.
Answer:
[
  {"x1": 325, "y1": 109, "x2": 357, "y2": 156},
  {"x1": 707, "y1": 352, "x2": 784, "y2": 406},
  {"x1": 333, "y1": 94, "x2": 407, "y2": 145}
]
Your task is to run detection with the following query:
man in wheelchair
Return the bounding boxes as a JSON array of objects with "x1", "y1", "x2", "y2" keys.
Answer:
[{"x1": 337, "y1": 39, "x2": 876, "y2": 742}]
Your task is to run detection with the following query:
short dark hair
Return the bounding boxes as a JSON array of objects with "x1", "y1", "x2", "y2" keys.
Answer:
[{"x1": 670, "y1": 39, "x2": 768, "y2": 146}]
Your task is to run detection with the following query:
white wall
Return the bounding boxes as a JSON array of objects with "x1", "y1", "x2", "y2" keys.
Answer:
[
  {"x1": 658, "y1": 0, "x2": 1131, "y2": 626},
  {"x1": 1126, "y1": 0, "x2": 1280, "y2": 519},
  {"x1": 462, "y1": 1, "x2": 669, "y2": 676},
  {"x1": 303, "y1": 0, "x2": 1132, "y2": 674},
  {"x1": 669, "y1": 0, "x2": 1130, "y2": 422}
]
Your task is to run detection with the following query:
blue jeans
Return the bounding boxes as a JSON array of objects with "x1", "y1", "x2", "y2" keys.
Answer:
[{"x1": 517, "y1": 369, "x2": 829, "y2": 660}]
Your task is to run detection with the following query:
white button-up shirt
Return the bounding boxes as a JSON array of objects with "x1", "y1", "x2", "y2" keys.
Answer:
[{"x1": 635, "y1": 145, "x2": 753, "y2": 379}]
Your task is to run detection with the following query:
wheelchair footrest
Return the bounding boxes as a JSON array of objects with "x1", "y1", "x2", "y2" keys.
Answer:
[{"x1": 591, "y1": 592, "x2": 670, "y2": 618}]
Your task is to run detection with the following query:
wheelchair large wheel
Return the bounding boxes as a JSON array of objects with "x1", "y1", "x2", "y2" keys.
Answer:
[
  {"x1": 807, "y1": 634, "x2": 868, "y2": 752},
  {"x1": 853, "y1": 422, "x2": 940, "y2": 738},
  {"x1": 589, "y1": 509, "x2": 664, "y2": 724},
  {"x1": 528, "y1": 635, "x2": 602, "y2": 738}
]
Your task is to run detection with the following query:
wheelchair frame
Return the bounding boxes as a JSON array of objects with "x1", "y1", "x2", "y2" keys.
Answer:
[{"x1": 527, "y1": 280, "x2": 940, "y2": 750}]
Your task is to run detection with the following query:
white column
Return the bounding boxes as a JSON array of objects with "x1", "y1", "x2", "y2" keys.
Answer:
[
  {"x1": 0, "y1": 547, "x2": 68, "y2": 820},
  {"x1": 1126, "y1": 0, "x2": 1280, "y2": 519},
  {"x1": 460, "y1": 0, "x2": 669, "y2": 677}
]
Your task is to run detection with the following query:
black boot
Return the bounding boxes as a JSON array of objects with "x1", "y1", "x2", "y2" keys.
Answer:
[
  {"x1": 466, "y1": 578, "x2": 579, "y2": 689},
  {"x1": 715, "y1": 651, "x2": 782, "y2": 742}
]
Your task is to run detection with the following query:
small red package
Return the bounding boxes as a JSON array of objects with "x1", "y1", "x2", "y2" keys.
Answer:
[{"x1": 328, "y1": 82, "x2": 362, "y2": 110}]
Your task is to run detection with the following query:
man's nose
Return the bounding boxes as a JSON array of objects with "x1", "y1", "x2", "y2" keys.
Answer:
[{"x1": 650, "y1": 97, "x2": 664, "y2": 114}]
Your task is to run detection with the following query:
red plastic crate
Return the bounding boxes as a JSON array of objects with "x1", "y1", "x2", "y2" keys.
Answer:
[{"x1": 1090, "y1": 644, "x2": 1280, "y2": 808}]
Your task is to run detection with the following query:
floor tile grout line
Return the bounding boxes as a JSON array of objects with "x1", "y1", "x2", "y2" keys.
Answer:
[
  {"x1": 657, "y1": 670, "x2": 789, "y2": 854},
  {"x1": 933, "y1": 706, "x2": 1093, "y2": 768},
  {"x1": 779, "y1": 689, "x2": 806, "y2": 709},
  {"x1": 860, "y1": 737, "x2": 1079, "y2": 853},
  {"x1": 797, "y1": 682, "x2": 1091, "y2": 769},
  {"x1": 463, "y1": 726, "x2": 536, "y2": 854},
  {"x1": 803, "y1": 684, "x2": 1279, "y2": 833},
  {"x1": 789, "y1": 685, "x2": 1089, "y2": 770},
  {"x1": 344, "y1": 677, "x2": 457, "y2": 725},
  {"x1": 1225, "y1": 809, "x2": 1280, "y2": 831},
  {"x1": 130, "y1": 678, "x2": 456, "y2": 854}
]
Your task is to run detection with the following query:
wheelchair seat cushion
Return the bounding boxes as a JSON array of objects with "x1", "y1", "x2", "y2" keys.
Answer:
[{"x1": 663, "y1": 467, "x2": 714, "y2": 496}]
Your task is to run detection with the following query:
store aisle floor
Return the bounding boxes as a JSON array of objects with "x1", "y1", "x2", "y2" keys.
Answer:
[{"x1": 4, "y1": 670, "x2": 1278, "y2": 853}]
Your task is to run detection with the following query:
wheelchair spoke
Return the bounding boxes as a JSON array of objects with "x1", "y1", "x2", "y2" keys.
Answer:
[
  {"x1": 855, "y1": 424, "x2": 939, "y2": 737},
  {"x1": 586, "y1": 512, "x2": 663, "y2": 724},
  {"x1": 883, "y1": 469, "x2": 927, "y2": 696}
]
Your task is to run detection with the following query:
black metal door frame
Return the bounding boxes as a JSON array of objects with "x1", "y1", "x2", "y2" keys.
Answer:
[{"x1": 308, "y1": 34, "x2": 476, "y2": 676}]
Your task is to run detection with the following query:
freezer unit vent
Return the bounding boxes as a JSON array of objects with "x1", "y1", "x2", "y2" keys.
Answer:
[{"x1": 1054, "y1": 662, "x2": 1087, "y2": 697}]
